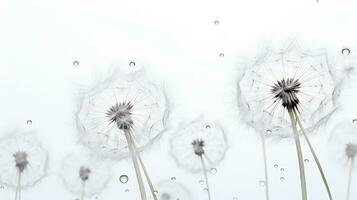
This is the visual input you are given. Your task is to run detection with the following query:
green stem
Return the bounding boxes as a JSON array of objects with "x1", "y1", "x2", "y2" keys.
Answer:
[
  {"x1": 288, "y1": 109, "x2": 307, "y2": 200},
  {"x1": 124, "y1": 130, "x2": 147, "y2": 200},
  {"x1": 294, "y1": 109, "x2": 333, "y2": 200},
  {"x1": 260, "y1": 134, "x2": 270, "y2": 200},
  {"x1": 128, "y1": 132, "x2": 158, "y2": 200},
  {"x1": 346, "y1": 157, "x2": 354, "y2": 200},
  {"x1": 200, "y1": 155, "x2": 212, "y2": 200}
]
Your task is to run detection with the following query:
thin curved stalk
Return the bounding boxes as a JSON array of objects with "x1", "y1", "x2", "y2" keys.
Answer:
[
  {"x1": 14, "y1": 172, "x2": 21, "y2": 200},
  {"x1": 294, "y1": 109, "x2": 333, "y2": 200},
  {"x1": 346, "y1": 157, "x2": 354, "y2": 200},
  {"x1": 81, "y1": 181, "x2": 86, "y2": 200},
  {"x1": 124, "y1": 130, "x2": 147, "y2": 200},
  {"x1": 200, "y1": 155, "x2": 212, "y2": 200},
  {"x1": 128, "y1": 132, "x2": 158, "y2": 200},
  {"x1": 260, "y1": 134, "x2": 270, "y2": 200},
  {"x1": 288, "y1": 109, "x2": 307, "y2": 200}
]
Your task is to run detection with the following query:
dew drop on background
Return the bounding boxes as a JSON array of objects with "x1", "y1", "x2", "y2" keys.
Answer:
[
  {"x1": 233, "y1": 197, "x2": 238, "y2": 200},
  {"x1": 210, "y1": 168, "x2": 217, "y2": 174},
  {"x1": 304, "y1": 159, "x2": 309, "y2": 163},
  {"x1": 342, "y1": 47, "x2": 350, "y2": 56},
  {"x1": 280, "y1": 168, "x2": 285, "y2": 172},
  {"x1": 274, "y1": 164, "x2": 278, "y2": 168},
  {"x1": 170, "y1": 177, "x2": 176, "y2": 181},
  {"x1": 199, "y1": 180, "x2": 205, "y2": 185},
  {"x1": 119, "y1": 175, "x2": 129, "y2": 183},
  {"x1": 352, "y1": 119, "x2": 357, "y2": 124},
  {"x1": 280, "y1": 177, "x2": 285, "y2": 181},
  {"x1": 266, "y1": 129, "x2": 272, "y2": 135},
  {"x1": 259, "y1": 180, "x2": 266, "y2": 186},
  {"x1": 73, "y1": 61, "x2": 79, "y2": 66},
  {"x1": 214, "y1": 20, "x2": 219, "y2": 25},
  {"x1": 129, "y1": 61, "x2": 136, "y2": 67},
  {"x1": 219, "y1": 53, "x2": 225, "y2": 58},
  {"x1": 124, "y1": 189, "x2": 130, "y2": 192},
  {"x1": 205, "y1": 124, "x2": 211, "y2": 129},
  {"x1": 27, "y1": 120, "x2": 32, "y2": 125}
]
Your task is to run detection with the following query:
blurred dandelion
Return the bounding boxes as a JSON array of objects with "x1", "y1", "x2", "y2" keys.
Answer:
[
  {"x1": 155, "y1": 180, "x2": 192, "y2": 200},
  {"x1": 171, "y1": 120, "x2": 227, "y2": 200},
  {"x1": 76, "y1": 70, "x2": 169, "y2": 200},
  {"x1": 238, "y1": 42, "x2": 337, "y2": 200},
  {"x1": 60, "y1": 152, "x2": 111, "y2": 200},
  {"x1": 330, "y1": 120, "x2": 357, "y2": 200},
  {"x1": 0, "y1": 133, "x2": 47, "y2": 200}
]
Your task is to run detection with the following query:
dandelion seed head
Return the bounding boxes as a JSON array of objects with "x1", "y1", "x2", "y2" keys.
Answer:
[
  {"x1": 13, "y1": 151, "x2": 29, "y2": 173},
  {"x1": 106, "y1": 101, "x2": 134, "y2": 130},
  {"x1": 271, "y1": 78, "x2": 301, "y2": 110},
  {"x1": 79, "y1": 166, "x2": 91, "y2": 181},
  {"x1": 345, "y1": 143, "x2": 357, "y2": 158},
  {"x1": 192, "y1": 139, "x2": 205, "y2": 156}
]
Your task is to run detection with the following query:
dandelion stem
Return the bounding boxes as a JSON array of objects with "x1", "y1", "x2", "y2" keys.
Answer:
[
  {"x1": 294, "y1": 109, "x2": 333, "y2": 200},
  {"x1": 288, "y1": 109, "x2": 307, "y2": 200},
  {"x1": 346, "y1": 157, "x2": 354, "y2": 200},
  {"x1": 81, "y1": 181, "x2": 86, "y2": 200},
  {"x1": 14, "y1": 172, "x2": 21, "y2": 200},
  {"x1": 200, "y1": 155, "x2": 212, "y2": 200},
  {"x1": 260, "y1": 134, "x2": 270, "y2": 200},
  {"x1": 124, "y1": 129, "x2": 147, "y2": 200},
  {"x1": 128, "y1": 132, "x2": 158, "y2": 200}
]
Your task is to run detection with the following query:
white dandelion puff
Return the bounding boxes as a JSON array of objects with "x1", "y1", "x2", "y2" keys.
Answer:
[
  {"x1": 155, "y1": 180, "x2": 192, "y2": 200},
  {"x1": 76, "y1": 70, "x2": 169, "y2": 200},
  {"x1": 329, "y1": 120, "x2": 357, "y2": 200},
  {"x1": 0, "y1": 133, "x2": 48, "y2": 200},
  {"x1": 171, "y1": 120, "x2": 227, "y2": 200},
  {"x1": 238, "y1": 42, "x2": 337, "y2": 200},
  {"x1": 60, "y1": 152, "x2": 111, "y2": 200}
]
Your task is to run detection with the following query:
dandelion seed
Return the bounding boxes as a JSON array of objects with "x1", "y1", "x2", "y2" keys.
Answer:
[
  {"x1": 238, "y1": 43, "x2": 337, "y2": 200},
  {"x1": 329, "y1": 120, "x2": 357, "y2": 200},
  {"x1": 60, "y1": 152, "x2": 110, "y2": 200},
  {"x1": 0, "y1": 133, "x2": 47, "y2": 200},
  {"x1": 171, "y1": 120, "x2": 227, "y2": 200},
  {"x1": 76, "y1": 71, "x2": 169, "y2": 200},
  {"x1": 155, "y1": 180, "x2": 192, "y2": 200}
]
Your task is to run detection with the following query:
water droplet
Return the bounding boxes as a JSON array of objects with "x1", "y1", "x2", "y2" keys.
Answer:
[
  {"x1": 342, "y1": 47, "x2": 350, "y2": 56},
  {"x1": 280, "y1": 177, "x2": 285, "y2": 181},
  {"x1": 352, "y1": 119, "x2": 357, "y2": 124},
  {"x1": 154, "y1": 190, "x2": 158, "y2": 195},
  {"x1": 124, "y1": 189, "x2": 130, "y2": 192},
  {"x1": 170, "y1": 177, "x2": 176, "y2": 181},
  {"x1": 219, "y1": 53, "x2": 224, "y2": 58},
  {"x1": 266, "y1": 129, "x2": 272, "y2": 135},
  {"x1": 259, "y1": 180, "x2": 266, "y2": 186},
  {"x1": 119, "y1": 175, "x2": 129, "y2": 183},
  {"x1": 199, "y1": 180, "x2": 205, "y2": 185},
  {"x1": 210, "y1": 168, "x2": 217, "y2": 174},
  {"x1": 205, "y1": 124, "x2": 211, "y2": 129},
  {"x1": 273, "y1": 164, "x2": 278, "y2": 168},
  {"x1": 214, "y1": 20, "x2": 219, "y2": 25},
  {"x1": 280, "y1": 168, "x2": 284, "y2": 172},
  {"x1": 0, "y1": 185, "x2": 4, "y2": 189},
  {"x1": 203, "y1": 187, "x2": 209, "y2": 192},
  {"x1": 304, "y1": 159, "x2": 309, "y2": 163},
  {"x1": 233, "y1": 197, "x2": 238, "y2": 200},
  {"x1": 129, "y1": 61, "x2": 136, "y2": 67},
  {"x1": 73, "y1": 61, "x2": 79, "y2": 66},
  {"x1": 27, "y1": 120, "x2": 32, "y2": 125}
]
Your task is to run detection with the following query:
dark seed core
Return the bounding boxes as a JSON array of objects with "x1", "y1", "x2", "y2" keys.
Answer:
[
  {"x1": 79, "y1": 166, "x2": 91, "y2": 181},
  {"x1": 192, "y1": 139, "x2": 205, "y2": 156},
  {"x1": 106, "y1": 101, "x2": 134, "y2": 130},
  {"x1": 346, "y1": 143, "x2": 357, "y2": 158},
  {"x1": 271, "y1": 78, "x2": 301, "y2": 110},
  {"x1": 13, "y1": 151, "x2": 29, "y2": 173}
]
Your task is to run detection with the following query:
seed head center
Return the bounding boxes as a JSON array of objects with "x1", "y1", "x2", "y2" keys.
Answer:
[
  {"x1": 79, "y1": 166, "x2": 91, "y2": 181},
  {"x1": 106, "y1": 101, "x2": 134, "y2": 130},
  {"x1": 192, "y1": 139, "x2": 205, "y2": 156},
  {"x1": 271, "y1": 78, "x2": 301, "y2": 110},
  {"x1": 13, "y1": 151, "x2": 29, "y2": 173}
]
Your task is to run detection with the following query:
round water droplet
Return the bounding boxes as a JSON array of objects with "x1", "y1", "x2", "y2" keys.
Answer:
[
  {"x1": 129, "y1": 61, "x2": 136, "y2": 67},
  {"x1": 280, "y1": 177, "x2": 285, "y2": 181},
  {"x1": 205, "y1": 124, "x2": 211, "y2": 129},
  {"x1": 352, "y1": 119, "x2": 357, "y2": 124},
  {"x1": 199, "y1": 180, "x2": 205, "y2": 185},
  {"x1": 304, "y1": 159, "x2": 309, "y2": 163},
  {"x1": 342, "y1": 47, "x2": 350, "y2": 56},
  {"x1": 219, "y1": 53, "x2": 224, "y2": 58},
  {"x1": 203, "y1": 187, "x2": 209, "y2": 192},
  {"x1": 154, "y1": 190, "x2": 158, "y2": 195},
  {"x1": 259, "y1": 180, "x2": 266, "y2": 186},
  {"x1": 73, "y1": 61, "x2": 79, "y2": 66},
  {"x1": 210, "y1": 168, "x2": 217, "y2": 174},
  {"x1": 273, "y1": 164, "x2": 278, "y2": 168},
  {"x1": 233, "y1": 197, "x2": 238, "y2": 200},
  {"x1": 266, "y1": 129, "x2": 272, "y2": 135},
  {"x1": 119, "y1": 175, "x2": 129, "y2": 183},
  {"x1": 124, "y1": 189, "x2": 130, "y2": 192},
  {"x1": 280, "y1": 168, "x2": 284, "y2": 172},
  {"x1": 214, "y1": 20, "x2": 219, "y2": 25},
  {"x1": 170, "y1": 177, "x2": 176, "y2": 181},
  {"x1": 27, "y1": 120, "x2": 32, "y2": 125}
]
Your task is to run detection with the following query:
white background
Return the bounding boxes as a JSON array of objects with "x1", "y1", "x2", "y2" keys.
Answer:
[{"x1": 1, "y1": 0, "x2": 357, "y2": 199}]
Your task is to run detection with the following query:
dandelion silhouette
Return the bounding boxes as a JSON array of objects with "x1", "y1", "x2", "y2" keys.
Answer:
[
  {"x1": 60, "y1": 152, "x2": 110, "y2": 200},
  {"x1": 238, "y1": 43, "x2": 337, "y2": 200},
  {"x1": 0, "y1": 133, "x2": 47, "y2": 200},
  {"x1": 156, "y1": 180, "x2": 192, "y2": 200},
  {"x1": 330, "y1": 120, "x2": 357, "y2": 200},
  {"x1": 76, "y1": 71, "x2": 169, "y2": 200},
  {"x1": 171, "y1": 121, "x2": 227, "y2": 200}
]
